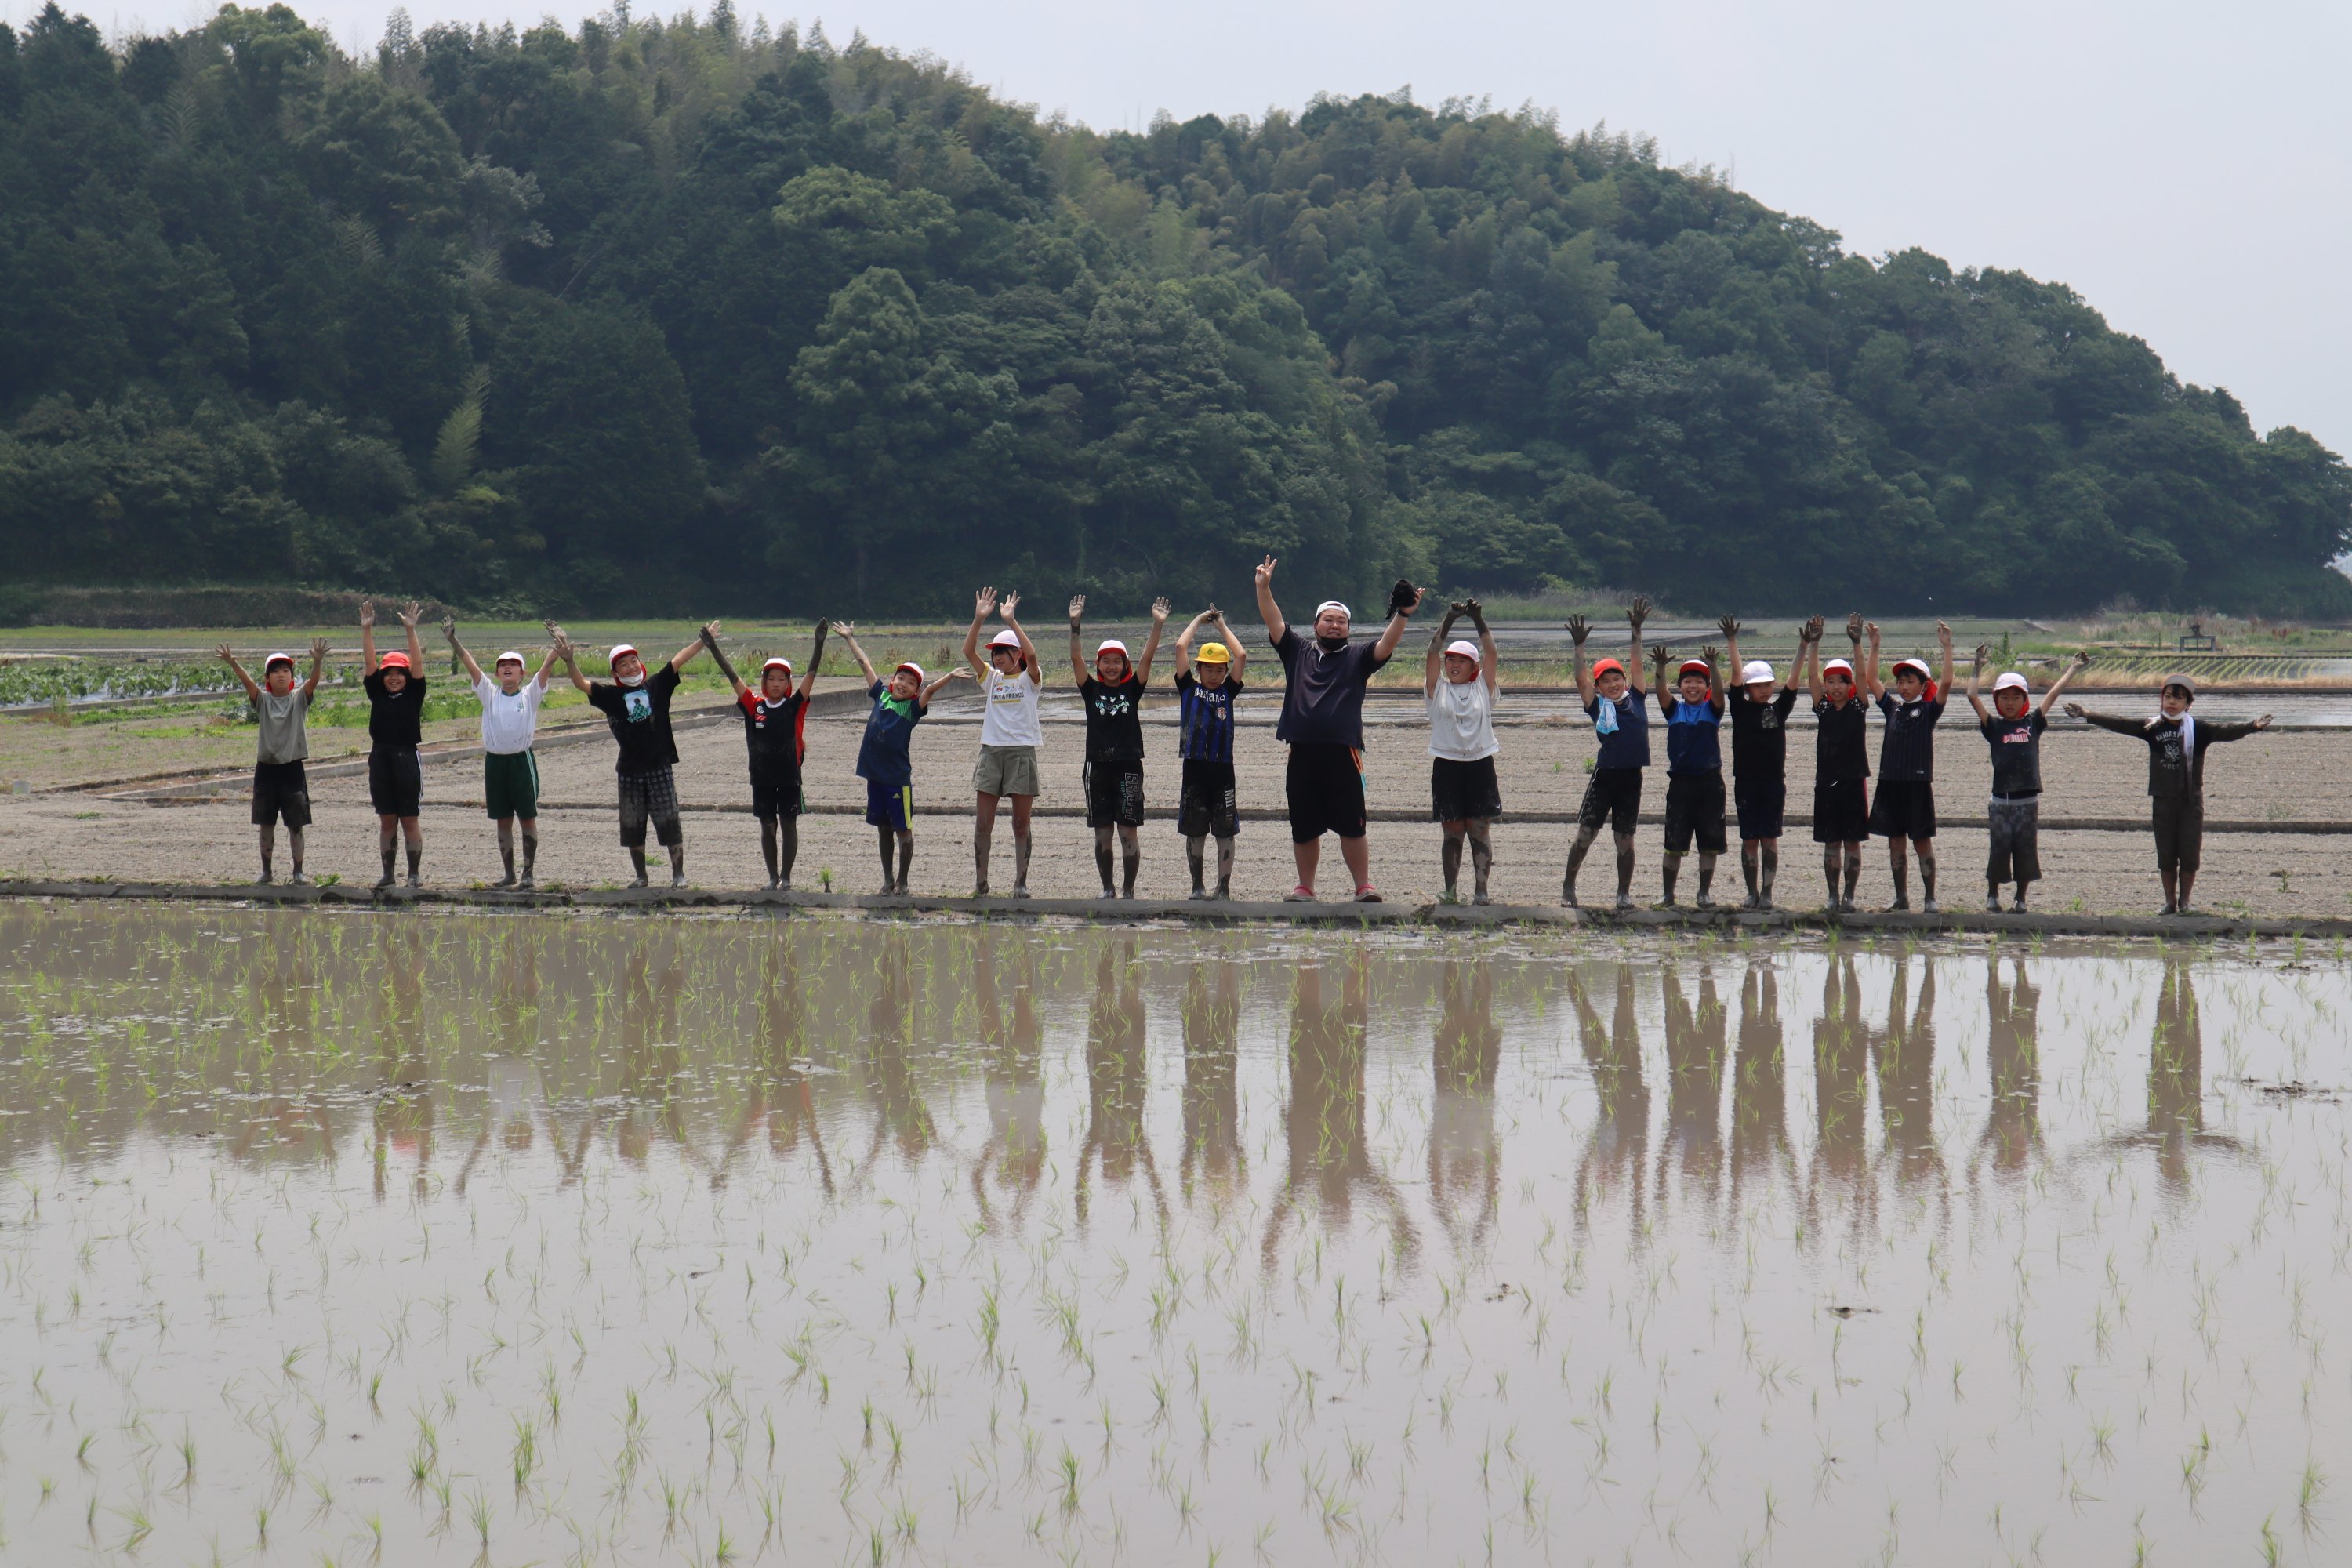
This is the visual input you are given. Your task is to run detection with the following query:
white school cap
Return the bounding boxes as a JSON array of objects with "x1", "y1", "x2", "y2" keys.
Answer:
[
  {"x1": 1991, "y1": 672, "x2": 2029, "y2": 695},
  {"x1": 1097, "y1": 639, "x2": 1129, "y2": 657},
  {"x1": 1315, "y1": 600, "x2": 1351, "y2": 619},
  {"x1": 495, "y1": 649, "x2": 525, "y2": 666},
  {"x1": 608, "y1": 643, "x2": 640, "y2": 664},
  {"x1": 892, "y1": 661, "x2": 926, "y2": 682},
  {"x1": 1740, "y1": 659, "x2": 1773, "y2": 685},
  {"x1": 1821, "y1": 657, "x2": 1855, "y2": 678},
  {"x1": 1444, "y1": 639, "x2": 1480, "y2": 662},
  {"x1": 263, "y1": 651, "x2": 296, "y2": 671},
  {"x1": 1893, "y1": 656, "x2": 1933, "y2": 680},
  {"x1": 988, "y1": 629, "x2": 1022, "y2": 649},
  {"x1": 762, "y1": 656, "x2": 793, "y2": 674}
]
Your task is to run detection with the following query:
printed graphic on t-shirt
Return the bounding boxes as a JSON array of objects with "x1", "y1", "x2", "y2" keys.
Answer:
[
  {"x1": 624, "y1": 688, "x2": 653, "y2": 723},
  {"x1": 1089, "y1": 688, "x2": 1134, "y2": 720}
]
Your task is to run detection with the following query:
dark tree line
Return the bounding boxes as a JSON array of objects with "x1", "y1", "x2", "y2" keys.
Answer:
[{"x1": 4, "y1": 2, "x2": 2347, "y2": 618}]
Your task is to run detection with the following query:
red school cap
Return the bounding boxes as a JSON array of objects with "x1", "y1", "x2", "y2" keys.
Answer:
[
  {"x1": 378, "y1": 652, "x2": 412, "y2": 672},
  {"x1": 1592, "y1": 657, "x2": 1626, "y2": 680}
]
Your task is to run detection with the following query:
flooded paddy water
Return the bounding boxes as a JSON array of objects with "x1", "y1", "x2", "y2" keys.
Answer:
[{"x1": 1, "y1": 905, "x2": 2347, "y2": 1565}]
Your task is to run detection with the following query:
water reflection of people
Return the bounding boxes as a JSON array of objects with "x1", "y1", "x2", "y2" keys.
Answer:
[
  {"x1": 614, "y1": 938, "x2": 686, "y2": 1167},
  {"x1": 1429, "y1": 960, "x2": 1501, "y2": 1257},
  {"x1": 1658, "y1": 967, "x2": 1725, "y2": 1214},
  {"x1": 2147, "y1": 960, "x2": 2208, "y2": 1192},
  {"x1": 1806, "y1": 956, "x2": 1873, "y2": 1244},
  {"x1": 858, "y1": 931, "x2": 936, "y2": 1176},
  {"x1": 706, "y1": 941, "x2": 831, "y2": 1196},
  {"x1": 368, "y1": 920, "x2": 434, "y2": 1203},
  {"x1": 1978, "y1": 954, "x2": 2042, "y2": 1174},
  {"x1": 1566, "y1": 966, "x2": 1649, "y2": 1241},
  {"x1": 972, "y1": 929, "x2": 1046, "y2": 1229},
  {"x1": 1262, "y1": 953, "x2": 1417, "y2": 1272},
  {"x1": 1871, "y1": 956, "x2": 1942, "y2": 1196},
  {"x1": 1076, "y1": 938, "x2": 1167, "y2": 1230},
  {"x1": 1180, "y1": 954, "x2": 1245, "y2": 1207},
  {"x1": 1728, "y1": 964, "x2": 1795, "y2": 1214}
]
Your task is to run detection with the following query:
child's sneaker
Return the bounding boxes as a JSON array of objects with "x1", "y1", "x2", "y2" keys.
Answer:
[
  {"x1": 1471, "y1": 890, "x2": 1492, "y2": 906},
  {"x1": 2009, "y1": 896, "x2": 2026, "y2": 913},
  {"x1": 1921, "y1": 898, "x2": 1940, "y2": 914},
  {"x1": 405, "y1": 872, "x2": 422, "y2": 890},
  {"x1": 494, "y1": 873, "x2": 517, "y2": 890},
  {"x1": 671, "y1": 871, "x2": 688, "y2": 889},
  {"x1": 1010, "y1": 884, "x2": 1030, "y2": 899},
  {"x1": 289, "y1": 871, "x2": 310, "y2": 886},
  {"x1": 375, "y1": 872, "x2": 396, "y2": 890},
  {"x1": 256, "y1": 869, "x2": 274, "y2": 885},
  {"x1": 1738, "y1": 894, "x2": 1760, "y2": 912},
  {"x1": 1189, "y1": 887, "x2": 1210, "y2": 901},
  {"x1": 1694, "y1": 894, "x2": 1715, "y2": 911},
  {"x1": 1613, "y1": 893, "x2": 1635, "y2": 913},
  {"x1": 1985, "y1": 896, "x2": 2003, "y2": 913},
  {"x1": 517, "y1": 874, "x2": 534, "y2": 891},
  {"x1": 1355, "y1": 884, "x2": 1381, "y2": 903}
]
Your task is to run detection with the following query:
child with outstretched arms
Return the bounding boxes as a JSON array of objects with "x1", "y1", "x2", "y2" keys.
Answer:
[
  {"x1": 1863, "y1": 619, "x2": 1955, "y2": 913},
  {"x1": 1563, "y1": 597, "x2": 1649, "y2": 910},
  {"x1": 550, "y1": 619, "x2": 720, "y2": 887},
  {"x1": 360, "y1": 599, "x2": 429, "y2": 888},
  {"x1": 711, "y1": 622, "x2": 829, "y2": 890},
  {"x1": 1173, "y1": 606, "x2": 1248, "y2": 900},
  {"x1": 216, "y1": 637, "x2": 328, "y2": 884},
  {"x1": 443, "y1": 618, "x2": 556, "y2": 888},
  {"x1": 1807, "y1": 613, "x2": 1871, "y2": 912},
  {"x1": 1722, "y1": 615, "x2": 1817, "y2": 911},
  {"x1": 1425, "y1": 599, "x2": 1500, "y2": 904},
  {"x1": 1651, "y1": 638, "x2": 1726, "y2": 909},
  {"x1": 1964, "y1": 644, "x2": 2089, "y2": 912},
  {"x1": 1069, "y1": 594, "x2": 1170, "y2": 898},
  {"x1": 840, "y1": 623, "x2": 964, "y2": 894},
  {"x1": 2064, "y1": 675, "x2": 2270, "y2": 915},
  {"x1": 964, "y1": 588, "x2": 1042, "y2": 898}
]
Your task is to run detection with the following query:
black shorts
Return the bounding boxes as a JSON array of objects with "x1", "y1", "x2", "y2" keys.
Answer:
[
  {"x1": 1430, "y1": 756, "x2": 1502, "y2": 823},
  {"x1": 1733, "y1": 776, "x2": 1786, "y2": 840},
  {"x1": 1869, "y1": 779, "x2": 1937, "y2": 841},
  {"x1": 2153, "y1": 794, "x2": 2204, "y2": 873},
  {"x1": 368, "y1": 746, "x2": 423, "y2": 818},
  {"x1": 1663, "y1": 771, "x2": 1727, "y2": 855},
  {"x1": 1085, "y1": 760, "x2": 1145, "y2": 829},
  {"x1": 1577, "y1": 768, "x2": 1642, "y2": 835},
  {"x1": 1812, "y1": 776, "x2": 1870, "y2": 844},
  {"x1": 1178, "y1": 758, "x2": 1240, "y2": 839},
  {"x1": 1286, "y1": 742, "x2": 1367, "y2": 843},
  {"x1": 251, "y1": 760, "x2": 312, "y2": 829},
  {"x1": 750, "y1": 768, "x2": 804, "y2": 822}
]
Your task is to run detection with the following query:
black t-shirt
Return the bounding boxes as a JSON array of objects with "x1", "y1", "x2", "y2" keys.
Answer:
[
  {"x1": 364, "y1": 667, "x2": 426, "y2": 749},
  {"x1": 1728, "y1": 686, "x2": 1798, "y2": 780},
  {"x1": 738, "y1": 689, "x2": 808, "y2": 780},
  {"x1": 1272, "y1": 626, "x2": 1389, "y2": 748},
  {"x1": 1080, "y1": 673, "x2": 1146, "y2": 763},
  {"x1": 1980, "y1": 710, "x2": 2048, "y2": 797},
  {"x1": 1813, "y1": 696, "x2": 1870, "y2": 781},
  {"x1": 1876, "y1": 692, "x2": 1945, "y2": 782},
  {"x1": 588, "y1": 665, "x2": 682, "y2": 775}
]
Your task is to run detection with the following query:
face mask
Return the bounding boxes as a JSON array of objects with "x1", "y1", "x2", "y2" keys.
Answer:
[
  {"x1": 619, "y1": 669, "x2": 646, "y2": 688},
  {"x1": 1316, "y1": 633, "x2": 1348, "y2": 654}
]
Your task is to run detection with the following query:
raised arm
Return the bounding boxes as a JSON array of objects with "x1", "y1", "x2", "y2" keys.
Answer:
[
  {"x1": 1650, "y1": 644, "x2": 1676, "y2": 717},
  {"x1": 1626, "y1": 595, "x2": 1650, "y2": 695},
  {"x1": 441, "y1": 616, "x2": 485, "y2": 686},
  {"x1": 1843, "y1": 612, "x2": 1864, "y2": 696},
  {"x1": 964, "y1": 586, "x2": 997, "y2": 678},
  {"x1": 2062, "y1": 703, "x2": 2147, "y2": 738},
  {"x1": 1718, "y1": 615, "x2": 1743, "y2": 681},
  {"x1": 673, "y1": 619, "x2": 722, "y2": 674},
  {"x1": 1965, "y1": 642, "x2": 1991, "y2": 722},
  {"x1": 1212, "y1": 610, "x2": 1247, "y2": 677},
  {"x1": 999, "y1": 591, "x2": 1038, "y2": 684},
  {"x1": 1134, "y1": 597, "x2": 1172, "y2": 686},
  {"x1": 2200, "y1": 715, "x2": 2273, "y2": 743},
  {"x1": 1066, "y1": 594, "x2": 1090, "y2": 685},
  {"x1": 1174, "y1": 608, "x2": 1211, "y2": 680},
  {"x1": 553, "y1": 635, "x2": 592, "y2": 694},
  {"x1": 834, "y1": 622, "x2": 877, "y2": 687},
  {"x1": 919, "y1": 666, "x2": 964, "y2": 708},
  {"x1": 1568, "y1": 615, "x2": 1594, "y2": 707},
  {"x1": 304, "y1": 637, "x2": 329, "y2": 699},
  {"x1": 360, "y1": 598, "x2": 379, "y2": 672},
  {"x1": 1788, "y1": 616, "x2": 1822, "y2": 696},
  {"x1": 1468, "y1": 599, "x2": 1497, "y2": 695},
  {"x1": 1934, "y1": 620, "x2": 1955, "y2": 699},
  {"x1": 1863, "y1": 621, "x2": 1885, "y2": 701},
  {"x1": 531, "y1": 645, "x2": 557, "y2": 690},
  {"x1": 397, "y1": 601, "x2": 424, "y2": 672},
  {"x1": 1701, "y1": 641, "x2": 1722, "y2": 702},
  {"x1": 1371, "y1": 579, "x2": 1425, "y2": 662},
  {"x1": 802, "y1": 620, "x2": 829, "y2": 698},
  {"x1": 2037, "y1": 650, "x2": 2089, "y2": 716},
  {"x1": 1425, "y1": 602, "x2": 1463, "y2": 697},
  {"x1": 1254, "y1": 555, "x2": 1285, "y2": 644},
  {"x1": 216, "y1": 644, "x2": 262, "y2": 705}
]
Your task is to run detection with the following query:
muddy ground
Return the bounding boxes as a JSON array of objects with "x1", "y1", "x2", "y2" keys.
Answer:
[{"x1": 5, "y1": 688, "x2": 2348, "y2": 916}]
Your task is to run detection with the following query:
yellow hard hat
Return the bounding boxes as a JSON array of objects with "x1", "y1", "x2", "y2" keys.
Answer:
[{"x1": 1196, "y1": 641, "x2": 1231, "y2": 665}]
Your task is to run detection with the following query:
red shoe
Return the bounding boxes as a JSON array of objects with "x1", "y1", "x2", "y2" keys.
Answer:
[{"x1": 1355, "y1": 884, "x2": 1382, "y2": 903}]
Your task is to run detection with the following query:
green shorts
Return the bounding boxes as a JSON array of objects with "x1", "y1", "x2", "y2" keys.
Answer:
[
  {"x1": 972, "y1": 743, "x2": 1040, "y2": 798},
  {"x1": 484, "y1": 750, "x2": 540, "y2": 819}
]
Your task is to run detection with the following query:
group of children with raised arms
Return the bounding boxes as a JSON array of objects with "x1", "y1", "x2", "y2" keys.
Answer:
[{"x1": 216, "y1": 585, "x2": 2272, "y2": 914}]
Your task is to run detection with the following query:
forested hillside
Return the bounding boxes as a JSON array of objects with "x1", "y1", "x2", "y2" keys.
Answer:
[{"x1": 4, "y1": 2, "x2": 2347, "y2": 617}]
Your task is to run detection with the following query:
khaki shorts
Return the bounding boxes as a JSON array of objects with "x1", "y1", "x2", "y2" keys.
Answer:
[{"x1": 973, "y1": 744, "x2": 1040, "y2": 798}]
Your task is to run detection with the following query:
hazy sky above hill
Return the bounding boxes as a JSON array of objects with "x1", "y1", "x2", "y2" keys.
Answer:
[{"x1": 44, "y1": 0, "x2": 2352, "y2": 457}]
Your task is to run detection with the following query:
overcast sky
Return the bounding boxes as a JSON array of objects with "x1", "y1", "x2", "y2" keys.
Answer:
[{"x1": 50, "y1": 0, "x2": 2352, "y2": 457}]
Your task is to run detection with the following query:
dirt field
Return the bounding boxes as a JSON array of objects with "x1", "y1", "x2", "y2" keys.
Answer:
[{"x1": 6, "y1": 684, "x2": 2349, "y2": 917}]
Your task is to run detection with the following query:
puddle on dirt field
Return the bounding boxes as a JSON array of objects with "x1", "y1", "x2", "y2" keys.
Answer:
[{"x1": 1, "y1": 906, "x2": 2346, "y2": 1564}]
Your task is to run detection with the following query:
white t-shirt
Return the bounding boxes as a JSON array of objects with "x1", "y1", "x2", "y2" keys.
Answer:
[
  {"x1": 979, "y1": 666, "x2": 1042, "y2": 747},
  {"x1": 474, "y1": 673, "x2": 546, "y2": 755},
  {"x1": 1427, "y1": 678, "x2": 1498, "y2": 762}
]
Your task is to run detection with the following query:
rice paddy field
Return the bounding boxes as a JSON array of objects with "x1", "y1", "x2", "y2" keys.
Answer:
[{"x1": 1, "y1": 902, "x2": 2346, "y2": 1564}]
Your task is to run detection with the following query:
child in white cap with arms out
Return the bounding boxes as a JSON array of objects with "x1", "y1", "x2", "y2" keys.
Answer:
[
  {"x1": 442, "y1": 617, "x2": 556, "y2": 888},
  {"x1": 549, "y1": 620, "x2": 722, "y2": 887},
  {"x1": 1425, "y1": 599, "x2": 1501, "y2": 903},
  {"x1": 964, "y1": 587, "x2": 1042, "y2": 898},
  {"x1": 1069, "y1": 593, "x2": 1171, "y2": 899},
  {"x1": 1721, "y1": 615, "x2": 1819, "y2": 911},
  {"x1": 1965, "y1": 643, "x2": 2089, "y2": 912},
  {"x1": 1862, "y1": 619, "x2": 1955, "y2": 913},
  {"x1": 216, "y1": 637, "x2": 329, "y2": 884}
]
